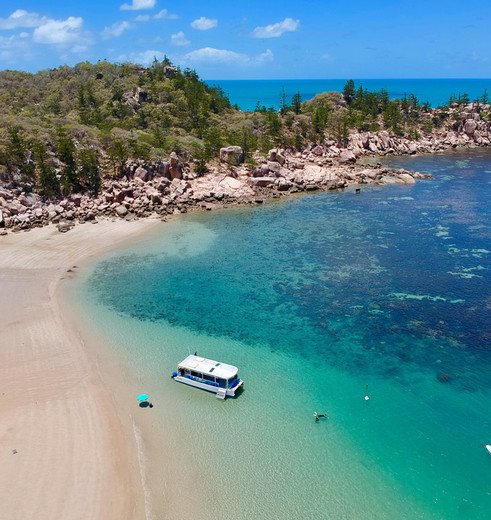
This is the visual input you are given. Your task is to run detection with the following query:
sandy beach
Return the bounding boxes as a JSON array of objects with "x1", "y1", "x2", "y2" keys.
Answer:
[{"x1": 0, "y1": 218, "x2": 159, "y2": 520}]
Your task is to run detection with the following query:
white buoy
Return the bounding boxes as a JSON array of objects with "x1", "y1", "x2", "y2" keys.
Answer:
[
  {"x1": 484, "y1": 444, "x2": 491, "y2": 454},
  {"x1": 365, "y1": 395, "x2": 370, "y2": 401}
]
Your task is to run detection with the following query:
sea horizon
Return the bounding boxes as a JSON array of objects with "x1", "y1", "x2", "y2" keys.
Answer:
[{"x1": 205, "y1": 78, "x2": 491, "y2": 111}]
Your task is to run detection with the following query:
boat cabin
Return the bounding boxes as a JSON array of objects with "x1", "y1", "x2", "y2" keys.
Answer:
[{"x1": 172, "y1": 355, "x2": 243, "y2": 399}]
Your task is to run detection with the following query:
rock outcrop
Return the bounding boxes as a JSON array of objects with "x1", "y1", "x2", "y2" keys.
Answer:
[
  {"x1": 220, "y1": 146, "x2": 244, "y2": 165},
  {"x1": 5, "y1": 102, "x2": 490, "y2": 234}
]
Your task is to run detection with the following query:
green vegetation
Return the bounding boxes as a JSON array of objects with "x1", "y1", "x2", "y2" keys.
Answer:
[{"x1": 0, "y1": 62, "x2": 487, "y2": 200}]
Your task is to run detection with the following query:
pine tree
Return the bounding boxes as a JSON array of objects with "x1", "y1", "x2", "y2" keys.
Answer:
[
  {"x1": 343, "y1": 79, "x2": 355, "y2": 105},
  {"x1": 33, "y1": 141, "x2": 60, "y2": 198},
  {"x1": 292, "y1": 92, "x2": 302, "y2": 114},
  {"x1": 78, "y1": 148, "x2": 100, "y2": 194},
  {"x1": 279, "y1": 87, "x2": 290, "y2": 113},
  {"x1": 57, "y1": 132, "x2": 79, "y2": 193},
  {"x1": 3, "y1": 127, "x2": 36, "y2": 188}
]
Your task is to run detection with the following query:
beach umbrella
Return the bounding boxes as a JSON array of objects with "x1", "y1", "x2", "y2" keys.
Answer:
[{"x1": 137, "y1": 394, "x2": 149, "y2": 402}]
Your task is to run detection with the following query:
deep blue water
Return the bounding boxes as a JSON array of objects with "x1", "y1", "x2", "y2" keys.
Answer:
[
  {"x1": 75, "y1": 148, "x2": 491, "y2": 519},
  {"x1": 205, "y1": 78, "x2": 491, "y2": 111}
]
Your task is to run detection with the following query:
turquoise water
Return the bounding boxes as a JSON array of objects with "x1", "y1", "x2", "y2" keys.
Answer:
[
  {"x1": 71, "y1": 149, "x2": 491, "y2": 519},
  {"x1": 205, "y1": 79, "x2": 491, "y2": 111}
]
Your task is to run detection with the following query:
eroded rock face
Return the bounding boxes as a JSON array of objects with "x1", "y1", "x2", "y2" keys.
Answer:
[
  {"x1": 169, "y1": 152, "x2": 183, "y2": 179},
  {"x1": 464, "y1": 119, "x2": 478, "y2": 136},
  {"x1": 220, "y1": 146, "x2": 244, "y2": 165}
]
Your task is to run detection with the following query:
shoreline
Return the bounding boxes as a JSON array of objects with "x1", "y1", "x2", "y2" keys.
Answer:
[
  {"x1": 0, "y1": 146, "x2": 489, "y2": 519},
  {"x1": 0, "y1": 217, "x2": 160, "y2": 520}
]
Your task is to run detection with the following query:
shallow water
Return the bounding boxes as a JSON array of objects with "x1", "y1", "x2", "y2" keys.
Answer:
[{"x1": 71, "y1": 149, "x2": 491, "y2": 519}]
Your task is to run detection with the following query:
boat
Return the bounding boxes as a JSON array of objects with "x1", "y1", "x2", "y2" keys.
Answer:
[
  {"x1": 171, "y1": 355, "x2": 243, "y2": 399},
  {"x1": 484, "y1": 444, "x2": 491, "y2": 454}
]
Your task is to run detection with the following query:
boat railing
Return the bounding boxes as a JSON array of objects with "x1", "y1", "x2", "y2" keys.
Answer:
[{"x1": 184, "y1": 373, "x2": 219, "y2": 387}]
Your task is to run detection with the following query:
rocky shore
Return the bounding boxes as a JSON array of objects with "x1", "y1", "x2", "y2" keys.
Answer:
[
  {"x1": 0, "y1": 102, "x2": 488, "y2": 234},
  {"x1": 0, "y1": 152, "x2": 429, "y2": 234}
]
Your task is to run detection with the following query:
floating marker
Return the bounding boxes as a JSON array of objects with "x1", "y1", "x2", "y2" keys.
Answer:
[{"x1": 483, "y1": 444, "x2": 491, "y2": 454}]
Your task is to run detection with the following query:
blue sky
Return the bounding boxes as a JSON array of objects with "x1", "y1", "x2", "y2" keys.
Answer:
[{"x1": 0, "y1": 1, "x2": 489, "y2": 79}]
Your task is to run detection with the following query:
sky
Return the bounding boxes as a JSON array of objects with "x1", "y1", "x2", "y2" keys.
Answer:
[{"x1": 0, "y1": 1, "x2": 489, "y2": 79}]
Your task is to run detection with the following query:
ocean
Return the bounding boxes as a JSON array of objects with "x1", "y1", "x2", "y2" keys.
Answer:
[
  {"x1": 69, "y1": 148, "x2": 491, "y2": 519},
  {"x1": 205, "y1": 79, "x2": 491, "y2": 111}
]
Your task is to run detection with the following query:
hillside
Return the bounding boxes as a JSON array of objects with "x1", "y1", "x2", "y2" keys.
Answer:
[{"x1": 0, "y1": 59, "x2": 489, "y2": 202}]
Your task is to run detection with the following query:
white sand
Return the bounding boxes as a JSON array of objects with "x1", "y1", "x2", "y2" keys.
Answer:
[{"x1": 0, "y1": 219, "x2": 159, "y2": 520}]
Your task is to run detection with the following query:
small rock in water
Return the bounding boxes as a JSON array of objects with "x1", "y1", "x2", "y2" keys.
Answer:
[{"x1": 437, "y1": 373, "x2": 452, "y2": 383}]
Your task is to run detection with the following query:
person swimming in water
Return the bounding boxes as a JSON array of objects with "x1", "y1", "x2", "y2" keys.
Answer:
[{"x1": 314, "y1": 411, "x2": 327, "y2": 422}]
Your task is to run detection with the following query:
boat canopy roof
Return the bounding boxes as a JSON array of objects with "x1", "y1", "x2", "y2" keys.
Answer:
[{"x1": 178, "y1": 355, "x2": 238, "y2": 379}]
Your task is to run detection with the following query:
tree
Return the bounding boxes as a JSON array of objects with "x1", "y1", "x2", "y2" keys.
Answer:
[
  {"x1": 332, "y1": 112, "x2": 349, "y2": 147},
  {"x1": 57, "y1": 131, "x2": 79, "y2": 194},
  {"x1": 312, "y1": 105, "x2": 329, "y2": 136},
  {"x1": 107, "y1": 139, "x2": 128, "y2": 177},
  {"x1": 279, "y1": 87, "x2": 290, "y2": 113},
  {"x1": 480, "y1": 88, "x2": 489, "y2": 104},
  {"x1": 343, "y1": 79, "x2": 355, "y2": 105},
  {"x1": 203, "y1": 127, "x2": 223, "y2": 159},
  {"x1": 78, "y1": 148, "x2": 100, "y2": 194},
  {"x1": 265, "y1": 107, "x2": 282, "y2": 140},
  {"x1": 383, "y1": 99, "x2": 403, "y2": 135},
  {"x1": 378, "y1": 88, "x2": 390, "y2": 112},
  {"x1": 3, "y1": 127, "x2": 36, "y2": 188},
  {"x1": 292, "y1": 91, "x2": 302, "y2": 114},
  {"x1": 33, "y1": 141, "x2": 60, "y2": 198}
]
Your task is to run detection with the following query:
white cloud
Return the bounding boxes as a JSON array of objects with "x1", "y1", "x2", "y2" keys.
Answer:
[
  {"x1": 171, "y1": 31, "x2": 190, "y2": 46},
  {"x1": 155, "y1": 9, "x2": 179, "y2": 20},
  {"x1": 184, "y1": 47, "x2": 242, "y2": 63},
  {"x1": 120, "y1": 0, "x2": 156, "y2": 11},
  {"x1": 102, "y1": 21, "x2": 131, "y2": 39},
  {"x1": 33, "y1": 17, "x2": 84, "y2": 45},
  {"x1": 0, "y1": 9, "x2": 47, "y2": 30},
  {"x1": 0, "y1": 33, "x2": 33, "y2": 62},
  {"x1": 190, "y1": 17, "x2": 218, "y2": 31},
  {"x1": 251, "y1": 17, "x2": 299, "y2": 38},
  {"x1": 257, "y1": 49, "x2": 274, "y2": 63},
  {"x1": 0, "y1": 33, "x2": 27, "y2": 49},
  {"x1": 183, "y1": 47, "x2": 274, "y2": 66},
  {"x1": 135, "y1": 15, "x2": 150, "y2": 22},
  {"x1": 132, "y1": 50, "x2": 167, "y2": 64}
]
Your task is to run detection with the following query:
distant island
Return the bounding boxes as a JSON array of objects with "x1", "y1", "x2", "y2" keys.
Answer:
[{"x1": 0, "y1": 59, "x2": 489, "y2": 233}]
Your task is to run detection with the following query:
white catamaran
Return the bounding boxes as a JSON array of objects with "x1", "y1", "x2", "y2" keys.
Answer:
[{"x1": 172, "y1": 355, "x2": 243, "y2": 399}]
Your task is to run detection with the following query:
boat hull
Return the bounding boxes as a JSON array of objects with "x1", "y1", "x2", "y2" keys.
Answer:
[{"x1": 173, "y1": 375, "x2": 243, "y2": 397}]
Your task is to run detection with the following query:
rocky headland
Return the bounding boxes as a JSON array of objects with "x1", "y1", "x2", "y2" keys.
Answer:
[{"x1": 0, "y1": 102, "x2": 489, "y2": 234}]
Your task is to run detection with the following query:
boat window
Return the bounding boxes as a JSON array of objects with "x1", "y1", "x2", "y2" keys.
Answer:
[
  {"x1": 215, "y1": 363, "x2": 221, "y2": 366},
  {"x1": 203, "y1": 374, "x2": 215, "y2": 382},
  {"x1": 217, "y1": 378, "x2": 226, "y2": 388},
  {"x1": 191, "y1": 371, "x2": 202, "y2": 378},
  {"x1": 209, "y1": 367, "x2": 215, "y2": 373}
]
